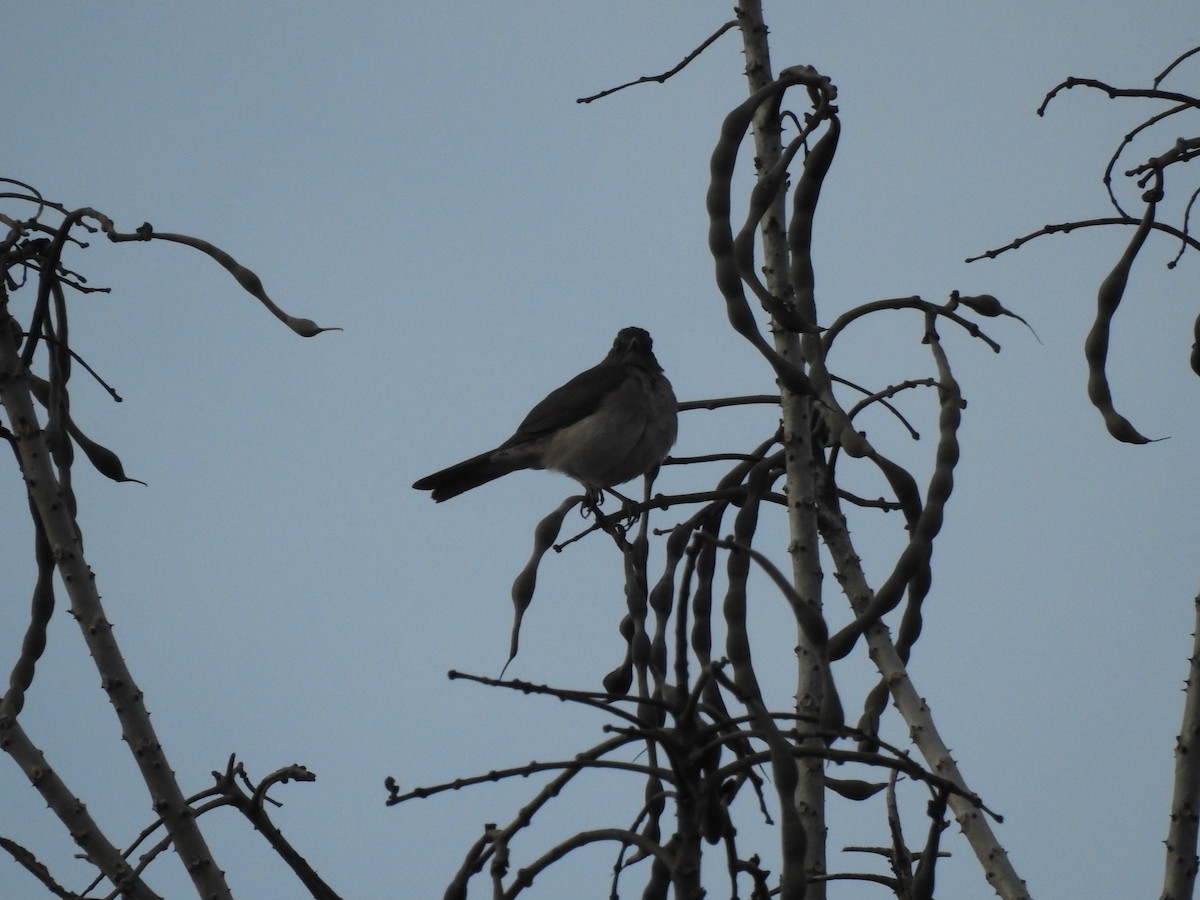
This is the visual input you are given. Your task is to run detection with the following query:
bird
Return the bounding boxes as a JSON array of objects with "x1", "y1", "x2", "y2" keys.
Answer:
[{"x1": 413, "y1": 327, "x2": 677, "y2": 502}]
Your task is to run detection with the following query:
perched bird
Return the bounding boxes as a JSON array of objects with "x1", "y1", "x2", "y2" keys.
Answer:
[{"x1": 413, "y1": 327, "x2": 677, "y2": 502}]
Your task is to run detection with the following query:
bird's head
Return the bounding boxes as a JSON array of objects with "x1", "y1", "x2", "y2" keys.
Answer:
[{"x1": 609, "y1": 326, "x2": 660, "y2": 370}]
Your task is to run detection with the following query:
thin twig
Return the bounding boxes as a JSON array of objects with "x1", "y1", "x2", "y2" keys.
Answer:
[
  {"x1": 967, "y1": 216, "x2": 1200, "y2": 263},
  {"x1": 577, "y1": 20, "x2": 737, "y2": 103}
]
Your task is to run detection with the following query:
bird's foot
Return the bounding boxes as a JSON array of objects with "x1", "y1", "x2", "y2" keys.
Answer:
[
  {"x1": 581, "y1": 486, "x2": 640, "y2": 524},
  {"x1": 580, "y1": 490, "x2": 605, "y2": 521}
]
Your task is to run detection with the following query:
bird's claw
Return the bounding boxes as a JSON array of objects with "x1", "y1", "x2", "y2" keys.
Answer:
[{"x1": 579, "y1": 488, "x2": 641, "y2": 531}]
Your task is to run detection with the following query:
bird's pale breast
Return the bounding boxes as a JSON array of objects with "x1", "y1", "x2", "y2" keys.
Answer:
[{"x1": 540, "y1": 366, "x2": 677, "y2": 488}]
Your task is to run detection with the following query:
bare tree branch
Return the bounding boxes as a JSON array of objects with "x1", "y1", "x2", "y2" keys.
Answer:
[{"x1": 576, "y1": 20, "x2": 737, "y2": 104}]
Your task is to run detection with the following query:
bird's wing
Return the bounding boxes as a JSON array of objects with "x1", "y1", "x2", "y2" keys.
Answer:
[{"x1": 499, "y1": 361, "x2": 627, "y2": 449}]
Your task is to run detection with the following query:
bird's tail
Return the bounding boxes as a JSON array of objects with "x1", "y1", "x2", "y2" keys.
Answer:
[{"x1": 412, "y1": 451, "x2": 523, "y2": 502}]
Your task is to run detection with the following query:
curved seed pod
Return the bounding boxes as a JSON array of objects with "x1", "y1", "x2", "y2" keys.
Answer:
[
  {"x1": 825, "y1": 776, "x2": 887, "y2": 801},
  {"x1": 620, "y1": 528, "x2": 658, "y2": 715},
  {"x1": 642, "y1": 854, "x2": 671, "y2": 900},
  {"x1": 688, "y1": 442, "x2": 767, "y2": 668},
  {"x1": 822, "y1": 296, "x2": 1002, "y2": 355},
  {"x1": 1085, "y1": 196, "x2": 1157, "y2": 443},
  {"x1": 641, "y1": 774, "x2": 665, "y2": 841},
  {"x1": 25, "y1": 373, "x2": 49, "y2": 406},
  {"x1": 706, "y1": 68, "x2": 823, "y2": 401},
  {"x1": 122, "y1": 227, "x2": 341, "y2": 337},
  {"x1": 602, "y1": 614, "x2": 635, "y2": 695},
  {"x1": 819, "y1": 656, "x2": 845, "y2": 734},
  {"x1": 1191, "y1": 310, "x2": 1200, "y2": 377},
  {"x1": 788, "y1": 116, "x2": 875, "y2": 461},
  {"x1": 0, "y1": 519, "x2": 56, "y2": 725},
  {"x1": 505, "y1": 496, "x2": 580, "y2": 671},
  {"x1": 27, "y1": 375, "x2": 145, "y2": 484},
  {"x1": 690, "y1": 529, "x2": 717, "y2": 663},
  {"x1": 644, "y1": 521, "x2": 694, "y2": 691},
  {"x1": 719, "y1": 460, "x2": 808, "y2": 896},
  {"x1": 955, "y1": 293, "x2": 1041, "y2": 342},
  {"x1": 871, "y1": 453, "x2": 922, "y2": 528},
  {"x1": 912, "y1": 788, "x2": 950, "y2": 900},
  {"x1": 955, "y1": 293, "x2": 1003, "y2": 317},
  {"x1": 856, "y1": 677, "x2": 889, "y2": 750},
  {"x1": 720, "y1": 536, "x2": 828, "y2": 648},
  {"x1": 829, "y1": 319, "x2": 963, "y2": 660},
  {"x1": 790, "y1": 112, "x2": 840, "y2": 323},
  {"x1": 711, "y1": 531, "x2": 843, "y2": 734},
  {"x1": 68, "y1": 421, "x2": 146, "y2": 485},
  {"x1": 735, "y1": 129, "x2": 818, "y2": 334}
]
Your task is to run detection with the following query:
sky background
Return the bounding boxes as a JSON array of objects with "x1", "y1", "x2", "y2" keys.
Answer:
[{"x1": 3, "y1": 3, "x2": 1200, "y2": 898}]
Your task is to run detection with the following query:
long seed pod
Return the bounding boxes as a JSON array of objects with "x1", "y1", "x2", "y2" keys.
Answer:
[
  {"x1": 505, "y1": 496, "x2": 580, "y2": 671},
  {"x1": 1085, "y1": 190, "x2": 1159, "y2": 443},
  {"x1": 706, "y1": 68, "x2": 823, "y2": 400}
]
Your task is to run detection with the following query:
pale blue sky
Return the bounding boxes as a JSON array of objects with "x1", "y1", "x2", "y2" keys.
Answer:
[{"x1": 4, "y1": 3, "x2": 1200, "y2": 898}]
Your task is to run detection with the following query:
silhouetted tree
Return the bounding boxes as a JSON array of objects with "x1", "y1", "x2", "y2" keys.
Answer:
[{"x1": 5, "y1": 6, "x2": 1198, "y2": 900}]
